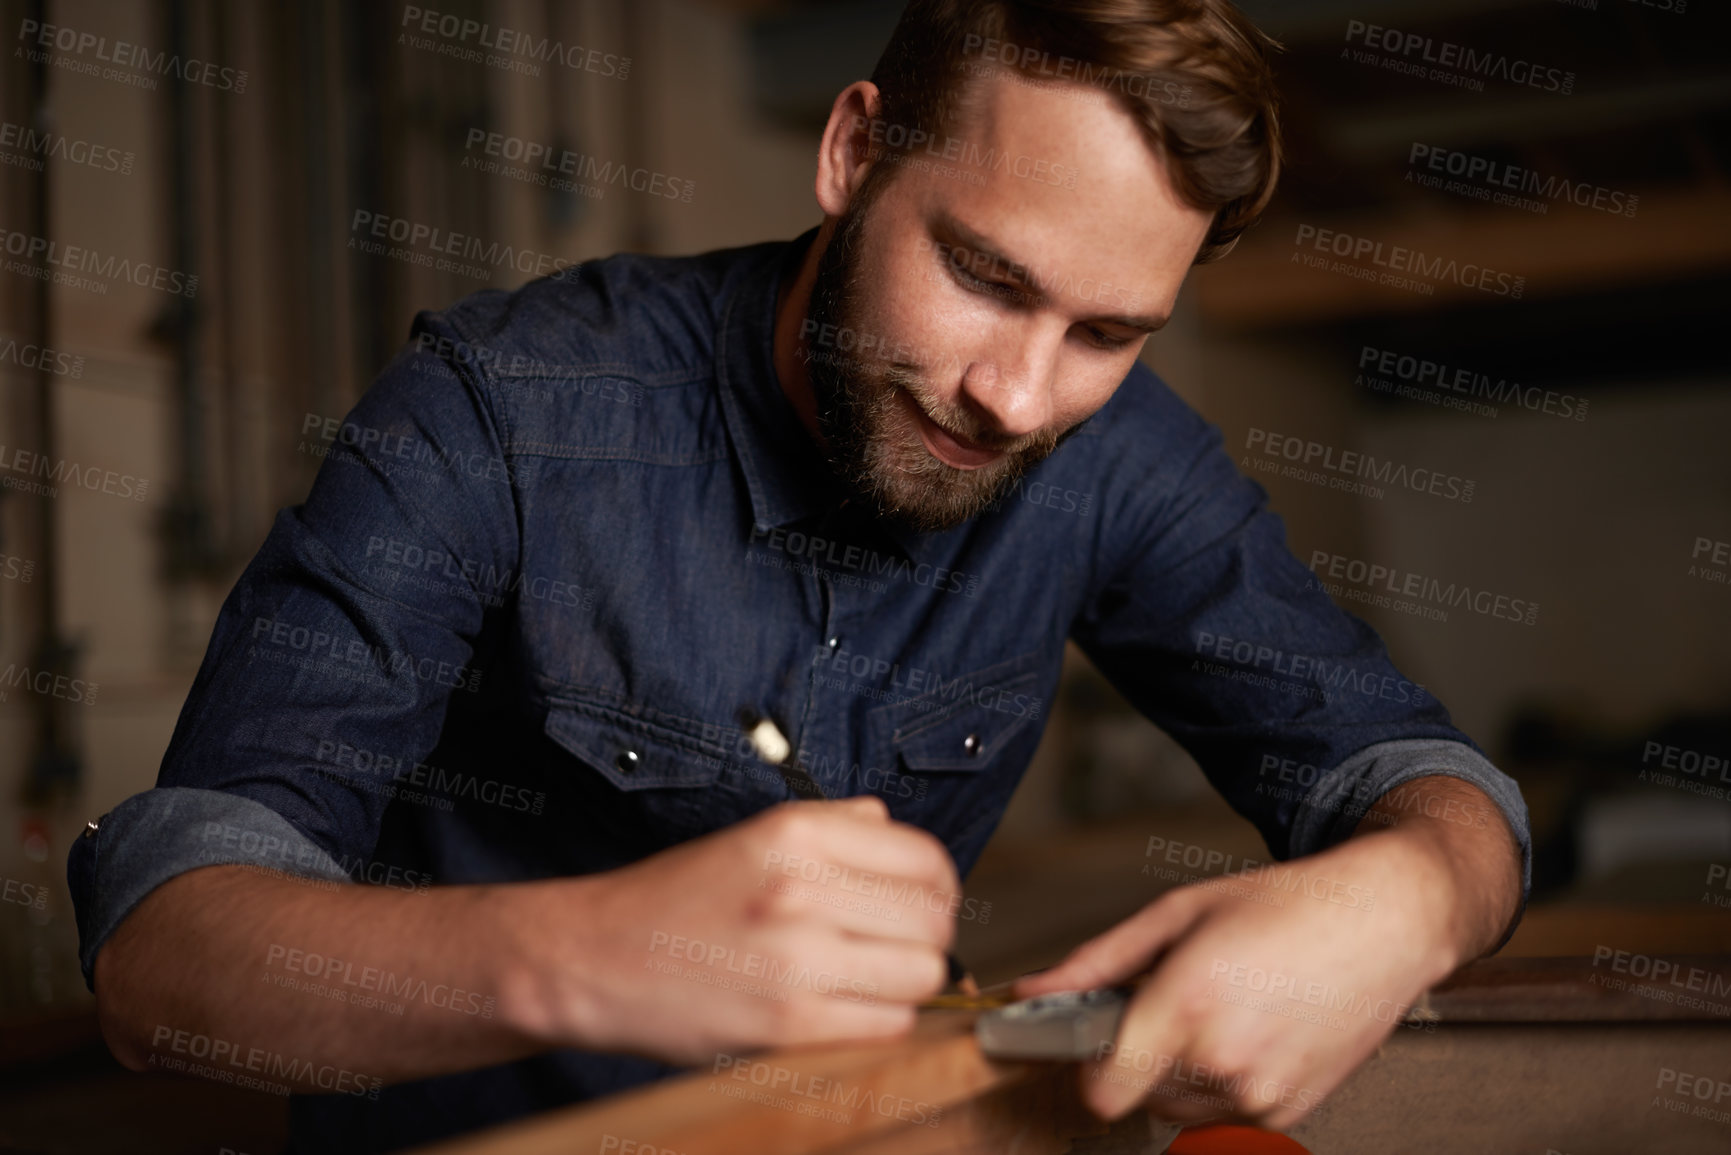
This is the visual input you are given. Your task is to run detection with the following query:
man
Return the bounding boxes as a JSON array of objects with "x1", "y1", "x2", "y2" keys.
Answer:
[{"x1": 72, "y1": 0, "x2": 1528, "y2": 1151}]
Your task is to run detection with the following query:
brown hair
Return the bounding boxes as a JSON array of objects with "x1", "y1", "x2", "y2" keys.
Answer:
[{"x1": 866, "y1": 0, "x2": 1282, "y2": 264}]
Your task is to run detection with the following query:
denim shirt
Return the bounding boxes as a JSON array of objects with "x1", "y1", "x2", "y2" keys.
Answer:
[{"x1": 69, "y1": 227, "x2": 1530, "y2": 1153}]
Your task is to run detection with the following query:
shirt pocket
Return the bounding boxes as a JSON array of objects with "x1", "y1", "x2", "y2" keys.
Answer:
[
  {"x1": 867, "y1": 649, "x2": 1050, "y2": 860},
  {"x1": 870, "y1": 649, "x2": 1048, "y2": 774},
  {"x1": 542, "y1": 691, "x2": 744, "y2": 845}
]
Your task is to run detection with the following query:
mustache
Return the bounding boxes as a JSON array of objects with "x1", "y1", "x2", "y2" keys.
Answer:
[{"x1": 883, "y1": 363, "x2": 1059, "y2": 459}]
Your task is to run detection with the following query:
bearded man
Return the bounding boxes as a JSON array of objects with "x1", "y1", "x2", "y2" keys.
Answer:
[{"x1": 72, "y1": 2, "x2": 1527, "y2": 1152}]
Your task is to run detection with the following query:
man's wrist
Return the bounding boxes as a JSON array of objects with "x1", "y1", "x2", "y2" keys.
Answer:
[
  {"x1": 1354, "y1": 775, "x2": 1523, "y2": 970},
  {"x1": 486, "y1": 876, "x2": 607, "y2": 1051}
]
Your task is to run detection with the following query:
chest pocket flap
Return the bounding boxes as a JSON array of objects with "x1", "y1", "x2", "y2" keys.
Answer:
[
  {"x1": 875, "y1": 650, "x2": 1046, "y2": 774},
  {"x1": 543, "y1": 694, "x2": 728, "y2": 791}
]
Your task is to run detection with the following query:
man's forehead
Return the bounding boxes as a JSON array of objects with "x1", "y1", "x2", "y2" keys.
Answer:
[{"x1": 907, "y1": 67, "x2": 1212, "y2": 309}]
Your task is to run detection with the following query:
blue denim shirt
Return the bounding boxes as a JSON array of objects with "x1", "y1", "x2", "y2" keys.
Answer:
[{"x1": 69, "y1": 227, "x2": 1530, "y2": 1153}]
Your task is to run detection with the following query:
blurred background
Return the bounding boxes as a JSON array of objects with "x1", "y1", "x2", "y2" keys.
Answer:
[{"x1": 0, "y1": 0, "x2": 1727, "y2": 1149}]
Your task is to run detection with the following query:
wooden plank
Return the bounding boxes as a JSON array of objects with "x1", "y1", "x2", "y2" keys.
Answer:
[
  {"x1": 1499, "y1": 906, "x2": 1731, "y2": 958},
  {"x1": 824, "y1": 1071, "x2": 1079, "y2": 1155},
  {"x1": 405, "y1": 1011, "x2": 1039, "y2": 1155},
  {"x1": 1416, "y1": 954, "x2": 1731, "y2": 1022},
  {"x1": 407, "y1": 947, "x2": 1731, "y2": 1154}
]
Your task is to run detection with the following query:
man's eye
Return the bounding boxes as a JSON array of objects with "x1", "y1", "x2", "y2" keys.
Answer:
[
  {"x1": 1083, "y1": 326, "x2": 1136, "y2": 351},
  {"x1": 950, "y1": 262, "x2": 1019, "y2": 300}
]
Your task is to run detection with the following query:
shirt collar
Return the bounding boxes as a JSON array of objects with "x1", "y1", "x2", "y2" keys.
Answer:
[
  {"x1": 715, "y1": 227, "x2": 846, "y2": 533},
  {"x1": 714, "y1": 228, "x2": 961, "y2": 567}
]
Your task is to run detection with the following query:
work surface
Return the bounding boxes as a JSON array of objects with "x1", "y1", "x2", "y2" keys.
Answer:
[{"x1": 405, "y1": 955, "x2": 1731, "y2": 1155}]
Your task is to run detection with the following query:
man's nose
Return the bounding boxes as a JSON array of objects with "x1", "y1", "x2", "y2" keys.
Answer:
[{"x1": 957, "y1": 318, "x2": 1065, "y2": 440}]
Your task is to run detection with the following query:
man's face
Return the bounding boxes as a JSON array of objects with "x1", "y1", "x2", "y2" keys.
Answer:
[{"x1": 804, "y1": 70, "x2": 1215, "y2": 533}]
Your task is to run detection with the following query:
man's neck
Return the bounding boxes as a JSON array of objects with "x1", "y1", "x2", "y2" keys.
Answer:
[{"x1": 771, "y1": 223, "x2": 833, "y2": 447}]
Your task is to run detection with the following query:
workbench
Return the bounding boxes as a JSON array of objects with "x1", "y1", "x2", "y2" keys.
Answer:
[{"x1": 404, "y1": 947, "x2": 1731, "y2": 1155}]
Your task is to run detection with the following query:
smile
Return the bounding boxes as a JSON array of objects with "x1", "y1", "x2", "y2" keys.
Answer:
[{"x1": 899, "y1": 389, "x2": 1004, "y2": 470}]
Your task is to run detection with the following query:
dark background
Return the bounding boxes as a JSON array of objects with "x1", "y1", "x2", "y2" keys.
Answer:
[{"x1": 0, "y1": 0, "x2": 1727, "y2": 1150}]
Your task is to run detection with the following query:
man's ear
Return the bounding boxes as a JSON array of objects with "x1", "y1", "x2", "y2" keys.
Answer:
[{"x1": 815, "y1": 81, "x2": 883, "y2": 218}]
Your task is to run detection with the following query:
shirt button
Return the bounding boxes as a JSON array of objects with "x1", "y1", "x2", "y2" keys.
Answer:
[
  {"x1": 82, "y1": 817, "x2": 103, "y2": 839},
  {"x1": 963, "y1": 733, "x2": 982, "y2": 756},
  {"x1": 827, "y1": 636, "x2": 840, "y2": 649},
  {"x1": 616, "y1": 750, "x2": 640, "y2": 774}
]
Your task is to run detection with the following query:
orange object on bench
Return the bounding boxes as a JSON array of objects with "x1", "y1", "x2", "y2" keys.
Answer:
[{"x1": 1169, "y1": 1123, "x2": 1313, "y2": 1154}]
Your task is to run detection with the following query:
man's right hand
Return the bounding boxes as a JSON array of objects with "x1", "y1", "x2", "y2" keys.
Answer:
[{"x1": 512, "y1": 795, "x2": 959, "y2": 1064}]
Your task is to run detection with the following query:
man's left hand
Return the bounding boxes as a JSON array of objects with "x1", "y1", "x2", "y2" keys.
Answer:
[{"x1": 1013, "y1": 775, "x2": 1521, "y2": 1131}]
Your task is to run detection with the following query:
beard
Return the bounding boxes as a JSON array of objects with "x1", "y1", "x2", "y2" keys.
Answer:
[{"x1": 802, "y1": 189, "x2": 1071, "y2": 534}]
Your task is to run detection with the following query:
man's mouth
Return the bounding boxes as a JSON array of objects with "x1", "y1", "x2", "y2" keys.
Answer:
[{"x1": 898, "y1": 389, "x2": 1004, "y2": 471}]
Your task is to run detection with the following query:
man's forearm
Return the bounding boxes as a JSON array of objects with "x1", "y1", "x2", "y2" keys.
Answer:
[
  {"x1": 1351, "y1": 774, "x2": 1523, "y2": 968},
  {"x1": 95, "y1": 864, "x2": 561, "y2": 1092}
]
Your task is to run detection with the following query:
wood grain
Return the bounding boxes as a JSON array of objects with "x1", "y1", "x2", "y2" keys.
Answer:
[
  {"x1": 1416, "y1": 954, "x2": 1731, "y2": 1023},
  {"x1": 406, "y1": 1011, "x2": 1039, "y2": 1155}
]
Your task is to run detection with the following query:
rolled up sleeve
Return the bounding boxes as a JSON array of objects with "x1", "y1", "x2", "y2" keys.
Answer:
[
  {"x1": 67, "y1": 313, "x2": 521, "y2": 991},
  {"x1": 68, "y1": 788, "x2": 350, "y2": 989},
  {"x1": 1071, "y1": 385, "x2": 1531, "y2": 913}
]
